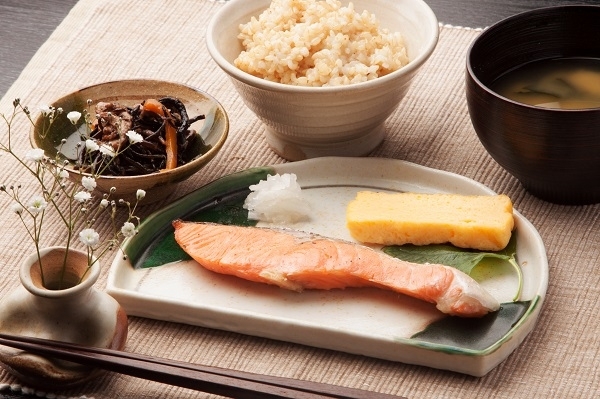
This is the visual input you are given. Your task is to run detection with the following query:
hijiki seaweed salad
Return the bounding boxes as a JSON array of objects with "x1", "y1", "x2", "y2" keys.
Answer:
[{"x1": 79, "y1": 97, "x2": 205, "y2": 176}]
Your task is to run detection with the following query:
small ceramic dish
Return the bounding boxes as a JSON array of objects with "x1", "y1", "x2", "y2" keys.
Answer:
[{"x1": 30, "y1": 79, "x2": 229, "y2": 204}]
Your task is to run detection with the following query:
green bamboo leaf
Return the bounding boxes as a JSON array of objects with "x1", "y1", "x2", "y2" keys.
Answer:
[{"x1": 383, "y1": 234, "x2": 522, "y2": 301}]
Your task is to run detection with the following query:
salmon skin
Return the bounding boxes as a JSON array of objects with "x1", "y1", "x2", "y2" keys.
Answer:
[{"x1": 172, "y1": 220, "x2": 500, "y2": 317}]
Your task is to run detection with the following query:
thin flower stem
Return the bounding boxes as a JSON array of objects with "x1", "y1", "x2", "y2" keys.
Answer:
[{"x1": 1, "y1": 100, "x2": 144, "y2": 290}]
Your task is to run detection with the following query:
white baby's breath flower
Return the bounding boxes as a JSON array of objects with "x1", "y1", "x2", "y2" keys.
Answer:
[
  {"x1": 24, "y1": 148, "x2": 45, "y2": 163},
  {"x1": 39, "y1": 105, "x2": 52, "y2": 116},
  {"x1": 10, "y1": 203, "x2": 24, "y2": 215},
  {"x1": 81, "y1": 176, "x2": 97, "y2": 191},
  {"x1": 67, "y1": 111, "x2": 81, "y2": 125},
  {"x1": 99, "y1": 144, "x2": 116, "y2": 158},
  {"x1": 79, "y1": 228, "x2": 100, "y2": 247},
  {"x1": 126, "y1": 130, "x2": 144, "y2": 144},
  {"x1": 2, "y1": 99, "x2": 147, "y2": 282},
  {"x1": 74, "y1": 191, "x2": 92, "y2": 202},
  {"x1": 27, "y1": 196, "x2": 48, "y2": 215},
  {"x1": 85, "y1": 139, "x2": 100, "y2": 152},
  {"x1": 121, "y1": 222, "x2": 137, "y2": 238}
]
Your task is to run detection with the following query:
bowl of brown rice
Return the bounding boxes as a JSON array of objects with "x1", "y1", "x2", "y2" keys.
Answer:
[{"x1": 207, "y1": 0, "x2": 438, "y2": 161}]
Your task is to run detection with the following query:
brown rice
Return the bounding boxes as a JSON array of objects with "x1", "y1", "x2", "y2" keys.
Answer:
[{"x1": 234, "y1": 0, "x2": 409, "y2": 87}]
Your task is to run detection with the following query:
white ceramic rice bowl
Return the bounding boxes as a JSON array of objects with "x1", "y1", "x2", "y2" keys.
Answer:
[{"x1": 206, "y1": 0, "x2": 439, "y2": 161}]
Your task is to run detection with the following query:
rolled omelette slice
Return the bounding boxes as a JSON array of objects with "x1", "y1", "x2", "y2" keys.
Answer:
[{"x1": 346, "y1": 192, "x2": 514, "y2": 251}]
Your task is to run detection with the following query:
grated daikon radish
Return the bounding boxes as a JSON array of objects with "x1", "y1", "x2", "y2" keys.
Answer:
[{"x1": 243, "y1": 173, "x2": 310, "y2": 224}]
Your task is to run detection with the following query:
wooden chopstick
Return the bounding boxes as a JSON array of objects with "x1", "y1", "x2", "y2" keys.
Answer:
[{"x1": 0, "y1": 334, "x2": 405, "y2": 399}]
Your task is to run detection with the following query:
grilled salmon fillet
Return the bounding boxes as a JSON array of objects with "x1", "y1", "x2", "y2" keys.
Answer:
[{"x1": 172, "y1": 220, "x2": 500, "y2": 317}]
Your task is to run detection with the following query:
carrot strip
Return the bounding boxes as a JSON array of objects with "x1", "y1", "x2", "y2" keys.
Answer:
[
  {"x1": 163, "y1": 114, "x2": 178, "y2": 170},
  {"x1": 142, "y1": 99, "x2": 178, "y2": 170},
  {"x1": 142, "y1": 98, "x2": 164, "y2": 116}
]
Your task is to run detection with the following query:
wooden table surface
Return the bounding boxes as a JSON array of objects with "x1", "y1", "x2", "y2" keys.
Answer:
[{"x1": 2, "y1": 0, "x2": 600, "y2": 101}]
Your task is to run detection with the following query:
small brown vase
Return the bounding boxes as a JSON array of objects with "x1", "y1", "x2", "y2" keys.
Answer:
[{"x1": 0, "y1": 246, "x2": 128, "y2": 388}]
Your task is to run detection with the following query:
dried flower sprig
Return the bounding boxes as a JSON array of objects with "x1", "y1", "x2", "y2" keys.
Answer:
[{"x1": 0, "y1": 99, "x2": 144, "y2": 289}]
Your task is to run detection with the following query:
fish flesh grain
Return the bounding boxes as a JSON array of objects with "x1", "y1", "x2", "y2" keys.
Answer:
[{"x1": 172, "y1": 221, "x2": 500, "y2": 317}]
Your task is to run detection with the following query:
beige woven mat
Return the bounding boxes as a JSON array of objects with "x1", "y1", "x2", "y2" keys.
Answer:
[{"x1": 0, "y1": 0, "x2": 598, "y2": 398}]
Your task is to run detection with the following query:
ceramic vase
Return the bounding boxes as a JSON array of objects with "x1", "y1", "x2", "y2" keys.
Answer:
[{"x1": 0, "y1": 246, "x2": 128, "y2": 388}]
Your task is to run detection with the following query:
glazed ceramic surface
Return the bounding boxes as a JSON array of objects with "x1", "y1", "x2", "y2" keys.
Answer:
[
  {"x1": 0, "y1": 247, "x2": 128, "y2": 388},
  {"x1": 206, "y1": 0, "x2": 438, "y2": 161},
  {"x1": 30, "y1": 79, "x2": 229, "y2": 204},
  {"x1": 466, "y1": 6, "x2": 600, "y2": 204},
  {"x1": 107, "y1": 157, "x2": 548, "y2": 377}
]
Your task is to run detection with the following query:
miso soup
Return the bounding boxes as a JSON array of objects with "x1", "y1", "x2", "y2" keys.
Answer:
[{"x1": 491, "y1": 57, "x2": 600, "y2": 109}]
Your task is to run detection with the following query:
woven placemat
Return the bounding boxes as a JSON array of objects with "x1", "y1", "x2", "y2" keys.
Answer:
[{"x1": 0, "y1": 1, "x2": 597, "y2": 398}]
